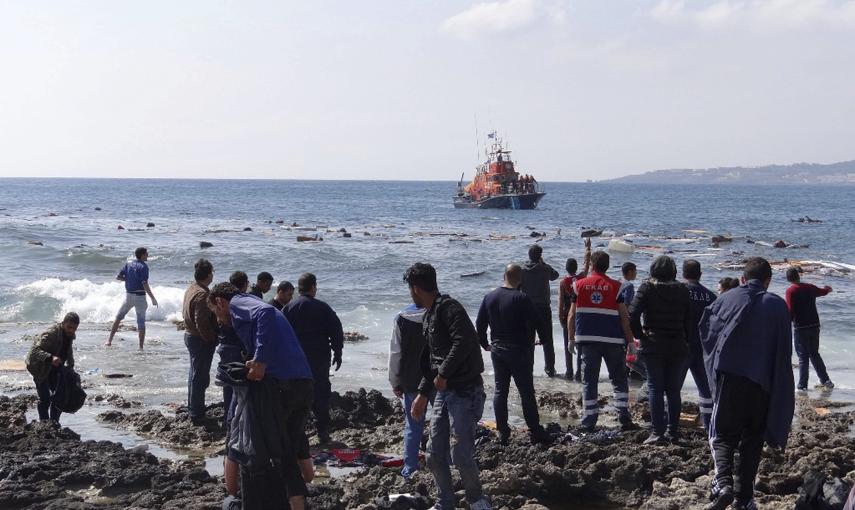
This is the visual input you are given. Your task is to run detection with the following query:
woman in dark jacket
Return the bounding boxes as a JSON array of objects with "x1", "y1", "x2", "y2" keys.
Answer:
[{"x1": 629, "y1": 256, "x2": 692, "y2": 444}]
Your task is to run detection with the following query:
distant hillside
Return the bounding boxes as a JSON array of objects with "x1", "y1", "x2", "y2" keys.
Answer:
[{"x1": 607, "y1": 161, "x2": 855, "y2": 185}]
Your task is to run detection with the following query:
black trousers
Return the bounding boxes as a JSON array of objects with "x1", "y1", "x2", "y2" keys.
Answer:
[
  {"x1": 35, "y1": 370, "x2": 61, "y2": 422},
  {"x1": 527, "y1": 304, "x2": 555, "y2": 372},
  {"x1": 491, "y1": 344, "x2": 541, "y2": 435},
  {"x1": 307, "y1": 355, "x2": 331, "y2": 437},
  {"x1": 710, "y1": 373, "x2": 770, "y2": 502}
]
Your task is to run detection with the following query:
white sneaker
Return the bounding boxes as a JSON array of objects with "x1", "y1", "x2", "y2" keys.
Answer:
[{"x1": 470, "y1": 497, "x2": 492, "y2": 510}]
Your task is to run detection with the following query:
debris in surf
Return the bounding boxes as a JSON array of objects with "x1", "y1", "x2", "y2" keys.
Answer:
[
  {"x1": 117, "y1": 225, "x2": 125, "y2": 230},
  {"x1": 461, "y1": 271, "x2": 485, "y2": 278},
  {"x1": 146, "y1": 222, "x2": 155, "y2": 228},
  {"x1": 297, "y1": 235, "x2": 322, "y2": 242},
  {"x1": 343, "y1": 332, "x2": 369, "y2": 342},
  {"x1": 27, "y1": 240, "x2": 43, "y2": 246},
  {"x1": 581, "y1": 229, "x2": 603, "y2": 238},
  {"x1": 608, "y1": 239, "x2": 634, "y2": 253},
  {"x1": 243, "y1": 227, "x2": 252, "y2": 232},
  {"x1": 711, "y1": 235, "x2": 732, "y2": 244},
  {"x1": 199, "y1": 241, "x2": 213, "y2": 249}
]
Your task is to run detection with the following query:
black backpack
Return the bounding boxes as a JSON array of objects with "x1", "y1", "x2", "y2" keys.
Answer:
[{"x1": 52, "y1": 365, "x2": 87, "y2": 413}]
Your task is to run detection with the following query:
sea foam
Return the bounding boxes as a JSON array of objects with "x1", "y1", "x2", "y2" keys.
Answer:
[{"x1": 2, "y1": 278, "x2": 185, "y2": 323}]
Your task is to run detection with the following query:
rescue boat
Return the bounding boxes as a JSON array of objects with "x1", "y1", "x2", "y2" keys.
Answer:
[{"x1": 453, "y1": 133, "x2": 545, "y2": 209}]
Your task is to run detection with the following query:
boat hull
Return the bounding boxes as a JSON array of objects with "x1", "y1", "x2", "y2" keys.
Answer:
[{"x1": 453, "y1": 192, "x2": 545, "y2": 210}]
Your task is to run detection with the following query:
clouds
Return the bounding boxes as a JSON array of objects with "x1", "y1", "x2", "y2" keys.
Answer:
[
  {"x1": 651, "y1": 0, "x2": 855, "y2": 31},
  {"x1": 441, "y1": 0, "x2": 566, "y2": 39}
]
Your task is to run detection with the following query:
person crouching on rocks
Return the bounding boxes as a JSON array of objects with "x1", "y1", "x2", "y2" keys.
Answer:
[
  {"x1": 26, "y1": 312, "x2": 80, "y2": 423},
  {"x1": 405, "y1": 263, "x2": 492, "y2": 510},
  {"x1": 628, "y1": 256, "x2": 692, "y2": 445},
  {"x1": 388, "y1": 302, "x2": 427, "y2": 479}
]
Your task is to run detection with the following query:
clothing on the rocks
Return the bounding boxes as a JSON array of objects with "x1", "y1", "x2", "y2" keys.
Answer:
[
  {"x1": 388, "y1": 304, "x2": 427, "y2": 394},
  {"x1": 182, "y1": 281, "x2": 218, "y2": 343},
  {"x1": 417, "y1": 294, "x2": 484, "y2": 396},
  {"x1": 520, "y1": 260, "x2": 559, "y2": 307},
  {"x1": 229, "y1": 294, "x2": 313, "y2": 381},
  {"x1": 700, "y1": 279, "x2": 794, "y2": 448},
  {"x1": 785, "y1": 282, "x2": 831, "y2": 329},
  {"x1": 26, "y1": 323, "x2": 74, "y2": 385}
]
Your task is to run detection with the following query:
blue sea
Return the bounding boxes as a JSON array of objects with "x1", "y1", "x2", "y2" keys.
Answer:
[{"x1": 0, "y1": 178, "x2": 852, "y2": 460}]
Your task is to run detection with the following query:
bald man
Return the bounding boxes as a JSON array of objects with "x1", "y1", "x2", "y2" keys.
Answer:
[{"x1": 476, "y1": 264, "x2": 551, "y2": 445}]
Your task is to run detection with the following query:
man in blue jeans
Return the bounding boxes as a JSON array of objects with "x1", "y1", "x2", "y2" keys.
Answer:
[
  {"x1": 406, "y1": 263, "x2": 491, "y2": 510},
  {"x1": 388, "y1": 303, "x2": 427, "y2": 479},
  {"x1": 182, "y1": 258, "x2": 219, "y2": 425},
  {"x1": 785, "y1": 267, "x2": 834, "y2": 390},
  {"x1": 476, "y1": 264, "x2": 551, "y2": 445}
]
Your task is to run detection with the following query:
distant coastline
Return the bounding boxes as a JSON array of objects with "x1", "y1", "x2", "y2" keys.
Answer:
[{"x1": 604, "y1": 160, "x2": 855, "y2": 185}]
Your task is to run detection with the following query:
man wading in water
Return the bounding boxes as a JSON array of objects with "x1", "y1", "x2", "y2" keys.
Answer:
[{"x1": 106, "y1": 247, "x2": 158, "y2": 349}]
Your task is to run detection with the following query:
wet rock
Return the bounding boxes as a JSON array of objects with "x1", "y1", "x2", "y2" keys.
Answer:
[
  {"x1": 344, "y1": 331, "x2": 369, "y2": 342},
  {"x1": 27, "y1": 240, "x2": 44, "y2": 246},
  {"x1": 0, "y1": 395, "x2": 223, "y2": 509},
  {"x1": 275, "y1": 219, "x2": 285, "y2": 224},
  {"x1": 710, "y1": 235, "x2": 732, "y2": 244},
  {"x1": 243, "y1": 227, "x2": 252, "y2": 232},
  {"x1": 529, "y1": 231, "x2": 544, "y2": 237},
  {"x1": 94, "y1": 207, "x2": 102, "y2": 211},
  {"x1": 581, "y1": 229, "x2": 603, "y2": 238},
  {"x1": 199, "y1": 241, "x2": 213, "y2": 249},
  {"x1": 343, "y1": 232, "x2": 353, "y2": 238},
  {"x1": 97, "y1": 402, "x2": 227, "y2": 449},
  {"x1": 774, "y1": 240, "x2": 789, "y2": 248},
  {"x1": 91, "y1": 394, "x2": 142, "y2": 409},
  {"x1": 537, "y1": 390, "x2": 579, "y2": 419},
  {"x1": 117, "y1": 225, "x2": 125, "y2": 230},
  {"x1": 146, "y1": 222, "x2": 155, "y2": 228}
]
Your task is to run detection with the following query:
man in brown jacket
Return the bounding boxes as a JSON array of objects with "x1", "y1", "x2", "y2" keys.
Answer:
[
  {"x1": 25, "y1": 312, "x2": 79, "y2": 423},
  {"x1": 183, "y1": 258, "x2": 218, "y2": 425}
]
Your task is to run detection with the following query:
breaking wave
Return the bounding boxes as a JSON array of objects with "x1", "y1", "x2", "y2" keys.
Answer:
[{"x1": 0, "y1": 278, "x2": 185, "y2": 323}]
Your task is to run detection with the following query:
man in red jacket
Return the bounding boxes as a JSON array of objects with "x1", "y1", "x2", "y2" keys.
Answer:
[{"x1": 785, "y1": 267, "x2": 833, "y2": 391}]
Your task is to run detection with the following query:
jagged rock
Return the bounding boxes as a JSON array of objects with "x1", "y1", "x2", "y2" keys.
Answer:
[{"x1": 199, "y1": 241, "x2": 213, "y2": 249}]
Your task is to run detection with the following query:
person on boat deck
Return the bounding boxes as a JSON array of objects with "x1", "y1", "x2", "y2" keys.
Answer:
[
  {"x1": 520, "y1": 244, "x2": 560, "y2": 377},
  {"x1": 26, "y1": 312, "x2": 79, "y2": 423}
]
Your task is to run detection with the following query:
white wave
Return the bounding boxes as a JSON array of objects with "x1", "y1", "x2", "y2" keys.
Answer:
[{"x1": 6, "y1": 278, "x2": 185, "y2": 323}]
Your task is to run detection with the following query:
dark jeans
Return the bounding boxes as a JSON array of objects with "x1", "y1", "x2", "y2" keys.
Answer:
[
  {"x1": 641, "y1": 353, "x2": 687, "y2": 436},
  {"x1": 710, "y1": 373, "x2": 769, "y2": 503},
  {"x1": 184, "y1": 333, "x2": 216, "y2": 419},
  {"x1": 794, "y1": 326, "x2": 830, "y2": 388},
  {"x1": 307, "y1": 354, "x2": 331, "y2": 437},
  {"x1": 279, "y1": 378, "x2": 314, "y2": 498},
  {"x1": 579, "y1": 342, "x2": 630, "y2": 428},
  {"x1": 527, "y1": 304, "x2": 555, "y2": 372},
  {"x1": 491, "y1": 344, "x2": 541, "y2": 435},
  {"x1": 427, "y1": 383, "x2": 486, "y2": 510},
  {"x1": 35, "y1": 370, "x2": 61, "y2": 422},
  {"x1": 686, "y1": 351, "x2": 713, "y2": 430},
  {"x1": 561, "y1": 324, "x2": 582, "y2": 379}
]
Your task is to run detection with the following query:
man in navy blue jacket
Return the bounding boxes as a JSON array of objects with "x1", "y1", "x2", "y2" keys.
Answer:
[
  {"x1": 476, "y1": 264, "x2": 551, "y2": 445},
  {"x1": 284, "y1": 273, "x2": 344, "y2": 444},
  {"x1": 699, "y1": 257, "x2": 794, "y2": 510}
]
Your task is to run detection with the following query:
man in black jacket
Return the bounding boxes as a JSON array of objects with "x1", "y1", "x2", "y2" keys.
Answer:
[
  {"x1": 284, "y1": 273, "x2": 344, "y2": 443},
  {"x1": 406, "y1": 263, "x2": 491, "y2": 510},
  {"x1": 521, "y1": 244, "x2": 560, "y2": 377},
  {"x1": 476, "y1": 264, "x2": 551, "y2": 445}
]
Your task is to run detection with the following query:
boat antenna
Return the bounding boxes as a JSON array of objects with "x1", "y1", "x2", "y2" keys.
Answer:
[{"x1": 474, "y1": 112, "x2": 479, "y2": 165}]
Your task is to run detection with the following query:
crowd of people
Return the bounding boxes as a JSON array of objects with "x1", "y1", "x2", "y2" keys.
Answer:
[{"x1": 22, "y1": 241, "x2": 846, "y2": 510}]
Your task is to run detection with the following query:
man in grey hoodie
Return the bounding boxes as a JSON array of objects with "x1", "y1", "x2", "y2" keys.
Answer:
[{"x1": 520, "y1": 244, "x2": 560, "y2": 377}]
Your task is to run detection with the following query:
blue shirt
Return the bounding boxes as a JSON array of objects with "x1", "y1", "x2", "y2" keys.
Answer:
[
  {"x1": 119, "y1": 260, "x2": 149, "y2": 294},
  {"x1": 229, "y1": 294, "x2": 313, "y2": 381},
  {"x1": 618, "y1": 281, "x2": 635, "y2": 307}
]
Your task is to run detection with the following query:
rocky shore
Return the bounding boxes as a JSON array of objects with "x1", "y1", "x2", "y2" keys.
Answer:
[{"x1": 2, "y1": 389, "x2": 854, "y2": 509}]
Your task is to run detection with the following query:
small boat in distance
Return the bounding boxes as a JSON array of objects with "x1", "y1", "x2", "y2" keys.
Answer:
[{"x1": 454, "y1": 132, "x2": 545, "y2": 209}]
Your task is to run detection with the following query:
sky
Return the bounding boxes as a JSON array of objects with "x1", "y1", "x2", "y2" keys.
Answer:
[{"x1": 1, "y1": 0, "x2": 854, "y2": 181}]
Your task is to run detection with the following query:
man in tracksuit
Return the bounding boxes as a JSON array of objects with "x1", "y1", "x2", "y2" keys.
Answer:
[
  {"x1": 388, "y1": 303, "x2": 427, "y2": 479},
  {"x1": 567, "y1": 250, "x2": 638, "y2": 432},
  {"x1": 406, "y1": 262, "x2": 491, "y2": 510},
  {"x1": 682, "y1": 259, "x2": 716, "y2": 430},
  {"x1": 284, "y1": 272, "x2": 344, "y2": 444},
  {"x1": 700, "y1": 257, "x2": 795, "y2": 510},
  {"x1": 521, "y1": 244, "x2": 560, "y2": 377},
  {"x1": 476, "y1": 264, "x2": 551, "y2": 445}
]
